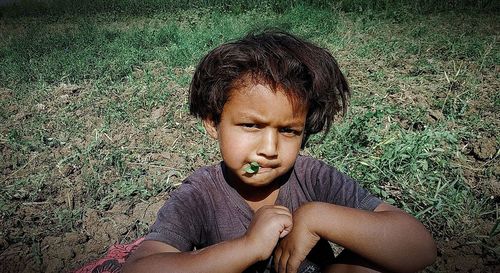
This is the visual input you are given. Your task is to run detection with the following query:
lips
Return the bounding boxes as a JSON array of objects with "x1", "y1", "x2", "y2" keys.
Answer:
[
  {"x1": 249, "y1": 162, "x2": 279, "y2": 172},
  {"x1": 256, "y1": 167, "x2": 273, "y2": 173}
]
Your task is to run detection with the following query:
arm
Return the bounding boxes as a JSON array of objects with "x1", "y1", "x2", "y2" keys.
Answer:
[
  {"x1": 275, "y1": 202, "x2": 436, "y2": 273},
  {"x1": 122, "y1": 238, "x2": 258, "y2": 273},
  {"x1": 123, "y1": 205, "x2": 293, "y2": 273}
]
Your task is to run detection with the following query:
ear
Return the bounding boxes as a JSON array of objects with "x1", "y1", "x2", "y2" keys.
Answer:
[{"x1": 203, "y1": 118, "x2": 218, "y2": 139}]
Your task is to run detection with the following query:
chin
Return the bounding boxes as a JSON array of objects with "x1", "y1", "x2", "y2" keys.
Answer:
[{"x1": 243, "y1": 176, "x2": 278, "y2": 188}]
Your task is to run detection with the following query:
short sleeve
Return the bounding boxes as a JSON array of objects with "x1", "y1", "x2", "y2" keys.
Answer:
[
  {"x1": 144, "y1": 182, "x2": 204, "y2": 251},
  {"x1": 298, "y1": 156, "x2": 382, "y2": 211}
]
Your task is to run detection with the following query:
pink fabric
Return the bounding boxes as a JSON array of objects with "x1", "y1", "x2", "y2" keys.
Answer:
[{"x1": 72, "y1": 237, "x2": 144, "y2": 273}]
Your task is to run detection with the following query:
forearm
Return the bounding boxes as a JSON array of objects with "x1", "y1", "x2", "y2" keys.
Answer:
[
  {"x1": 123, "y1": 237, "x2": 259, "y2": 273},
  {"x1": 302, "y1": 202, "x2": 436, "y2": 273}
]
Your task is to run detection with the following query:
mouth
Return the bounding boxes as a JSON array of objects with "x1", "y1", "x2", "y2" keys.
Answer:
[
  {"x1": 244, "y1": 162, "x2": 279, "y2": 174},
  {"x1": 244, "y1": 162, "x2": 260, "y2": 174},
  {"x1": 256, "y1": 167, "x2": 274, "y2": 173}
]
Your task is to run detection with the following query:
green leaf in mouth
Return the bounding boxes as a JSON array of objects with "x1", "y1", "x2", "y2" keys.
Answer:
[{"x1": 244, "y1": 161, "x2": 260, "y2": 174}]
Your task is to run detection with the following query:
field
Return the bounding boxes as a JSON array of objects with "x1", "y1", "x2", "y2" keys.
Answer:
[{"x1": 0, "y1": 1, "x2": 498, "y2": 272}]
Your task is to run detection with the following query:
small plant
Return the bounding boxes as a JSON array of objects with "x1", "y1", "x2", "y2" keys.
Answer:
[
  {"x1": 244, "y1": 162, "x2": 260, "y2": 174},
  {"x1": 0, "y1": 4, "x2": 497, "y2": 272}
]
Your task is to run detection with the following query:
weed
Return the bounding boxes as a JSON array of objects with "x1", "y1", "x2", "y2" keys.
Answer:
[
  {"x1": 245, "y1": 162, "x2": 260, "y2": 174},
  {"x1": 0, "y1": 3, "x2": 498, "y2": 271},
  {"x1": 54, "y1": 207, "x2": 82, "y2": 231}
]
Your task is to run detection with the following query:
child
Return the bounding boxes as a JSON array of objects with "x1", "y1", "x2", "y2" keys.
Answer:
[{"x1": 123, "y1": 30, "x2": 436, "y2": 273}]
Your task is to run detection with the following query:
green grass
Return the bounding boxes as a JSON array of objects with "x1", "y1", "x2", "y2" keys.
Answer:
[
  {"x1": 0, "y1": 0, "x2": 497, "y2": 17},
  {"x1": 0, "y1": 2, "x2": 498, "y2": 271},
  {"x1": 310, "y1": 106, "x2": 490, "y2": 237}
]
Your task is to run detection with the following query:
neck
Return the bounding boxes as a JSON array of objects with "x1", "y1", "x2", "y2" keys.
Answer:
[{"x1": 245, "y1": 190, "x2": 280, "y2": 212}]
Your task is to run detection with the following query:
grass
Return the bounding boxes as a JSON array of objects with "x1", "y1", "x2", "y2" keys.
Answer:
[
  {"x1": 311, "y1": 107, "x2": 489, "y2": 236},
  {"x1": 0, "y1": 0, "x2": 497, "y2": 17},
  {"x1": 0, "y1": 1, "x2": 498, "y2": 272}
]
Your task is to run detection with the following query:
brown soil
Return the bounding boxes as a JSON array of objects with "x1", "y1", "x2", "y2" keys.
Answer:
[
  {"x1": 1, "y1": 59, "x2": 498, "y2": 273},
  {"x1": 0, "y1": 197, "x2": 165, "y2": 272}
]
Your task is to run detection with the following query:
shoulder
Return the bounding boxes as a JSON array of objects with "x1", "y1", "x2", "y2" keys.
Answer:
[
  {"x1": 295, "y1": 154, "x2": 327, "y2": 167},
  {"x1": 170, "y1": 162, "x2": 223, "y2": 200},
  {"x1": 292, "y1": 155, "x2": 352, "y2": 193},
  {"x1": 293, "y1": 155, "x2": 335, "y2": 178},
  {"x1": 289, "y1": 155, "x2": 336, "y2": 196},
  {"x1": 182, "y1": 162, "x2": 222, "y2": 187},
  {"x1": 294, "y1": 156, "x2": 382, "y2": 210},
  {"x1": 153, "y1": 163, "x2": 224, "y2": 223}
]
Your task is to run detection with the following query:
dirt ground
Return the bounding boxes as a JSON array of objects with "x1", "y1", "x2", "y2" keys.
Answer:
[
  {"x1": 1, "y1": 171, "x2": 498, "y2": 273},
  {"x1": 1, "y1": 86, "x2": 498, "y2": 273},
  {"x1": 1, "y1": 59, "x2": 499, "y2": 273}
]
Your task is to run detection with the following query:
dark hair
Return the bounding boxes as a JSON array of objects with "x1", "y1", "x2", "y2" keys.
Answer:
[{"x1": 189, "y1": 30, "x2": 350, "y2": 140}]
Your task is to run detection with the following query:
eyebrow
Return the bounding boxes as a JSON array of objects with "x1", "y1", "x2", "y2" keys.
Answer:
[{"x1": 236, "y1": 111, "x2": 306, "y2": 127}]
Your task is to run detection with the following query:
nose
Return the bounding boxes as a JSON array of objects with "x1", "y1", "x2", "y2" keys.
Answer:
[{"x1": 257, "y1": 129, "x2": 278, "y2": 158}]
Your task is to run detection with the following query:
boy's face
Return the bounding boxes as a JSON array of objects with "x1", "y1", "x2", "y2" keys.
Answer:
[{"x1": 204, "y1": 82, "x2": 307, "y2": 190}]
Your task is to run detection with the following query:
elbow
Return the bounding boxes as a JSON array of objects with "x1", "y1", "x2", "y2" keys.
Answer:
[
  {"x1": 122, "y1": 257, "x2": 140, "y2": 273},
  {"x1": 419, "y1": 227, "x2": 438, "y2": 268},
  {"x1": 122, "y1": 262, "x2": 133, "y2": 273},
  {"x1": 422, "y1": 238, "x2": 438, "y2": 268},
  {"x1": 393, "y1": 232, "x2": 437, "y2": 273},
  {"x1": 408, "y1": 234, "x2": 437, "y2": 273},
  {"x1": 407, "y1": 216, "x2": 438, "y2": 271}
]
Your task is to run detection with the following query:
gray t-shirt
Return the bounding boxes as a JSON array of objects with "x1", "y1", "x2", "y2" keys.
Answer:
[{"x1": 145, "y1": 155, "x2": 382, "y2": 271}]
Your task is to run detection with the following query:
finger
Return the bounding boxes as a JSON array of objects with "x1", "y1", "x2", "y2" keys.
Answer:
[
  {"x1": 272, "y1": 205, "x2": 291, "y2": 211},
  {"x1": 273, "y1": 246, "x2": 282, "y2": 272},
  {"x1": 268, "y1": 205, "x2": 292, "y2": 215},
  {"x1": 260, "y1": 205, "x2": 289, "y2": 212},
  {"x1": 259, "y1": 206, "x2": 291, "y2": 219},
  {"x1": 279, "y1": 222, "x2": 292, "y2": 238},
  {"x1": 278, "y1": 250, "x2": 290, "y2": 273},
  {"x1": 286, "y1": 257, "x2": 300, "y2": 273},
  {"x1": 271, "y1": 207, "x2": 293, "y2": 217},
  {"x1": 281, "y1": 218, "x2": 293, "y2": 235}
]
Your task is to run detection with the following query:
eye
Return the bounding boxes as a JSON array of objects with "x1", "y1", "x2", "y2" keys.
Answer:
[
  {"x1": 279, "y1": 127, "x2": 301, "y2": 136},
  {"x1": 239, "y1": 123, "x2": 261, "y2": 130},
  {"x1": 241, "y1": 123, "x2": 257, "y2": 128}
]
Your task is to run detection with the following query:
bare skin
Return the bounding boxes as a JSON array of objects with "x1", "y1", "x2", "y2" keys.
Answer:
[
  {"x1": 123, "y1": 206, "x2": 293, "y2": 273},
  {"x1": 123, "y1": 202, "x2": 436, "y2": 273},
  {"x1": 273, "y1": 202, "x2": 436, "y2": 273},
  {"x1": 123, "y1": 84, "x2": 437, "y2": 273}
]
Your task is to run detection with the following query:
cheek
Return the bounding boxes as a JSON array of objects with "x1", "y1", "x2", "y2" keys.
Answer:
[
  {"x1": 285, "y1": 143, "x2": 301, "y2": 156},
  {"x1": 279, "y1": 138, "x2": 302, "y2": 159},
  {"x1": 218, "y1": 131, "x2": 253, "y2": 158}
]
